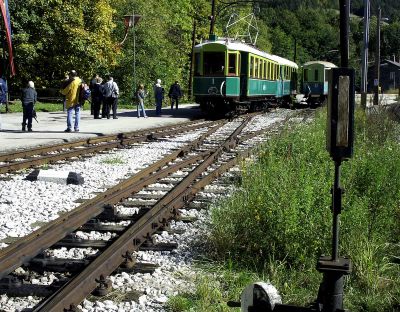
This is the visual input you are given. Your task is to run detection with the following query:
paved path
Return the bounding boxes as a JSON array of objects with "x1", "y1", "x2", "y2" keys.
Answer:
[{"x1": 0, "y1": 104, "x2": 203, "y2": 153}]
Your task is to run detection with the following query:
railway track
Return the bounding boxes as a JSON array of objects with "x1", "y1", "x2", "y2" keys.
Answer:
[
  {"x1": 0, "y1": 119, "x2": 222, "y2": 174},
  {"x1": 0, "y1": 109, "x2": 315, "y2": 311}
]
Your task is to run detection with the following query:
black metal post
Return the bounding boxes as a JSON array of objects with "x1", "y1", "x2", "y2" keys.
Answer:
[
  {"x1": 332, "y1": 160, "x2": 341, "y2": 260},
  {"x1": 360, "y1": 0, "x2": 370, "y2": 110},
  {"x1": 339, "y1": 0, "x2": 350, "y2": 68},
  {"x1": 315, "y1": 3, "x2": 352, "y2": 311},
  {"x1": 209, "y1": 0, "x2": 216, "y2": 35},
  {"x1": 373, "y1": 7, "x2": 381, "y2": 105},
  {"x1": 293, "y1": 38, "x2": 297, "y2": 63}
]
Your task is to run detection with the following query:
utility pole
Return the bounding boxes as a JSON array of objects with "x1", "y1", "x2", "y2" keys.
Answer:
[
  {"x1": 209, "y1": 0, "x2": 216, "y2": 35},
  {"x1": 373, "y1": 7, "x2": 381, "y2": 105},
  {"x1": 188, "y1": 19, "x2": 197, "y2": 100},
  {"x1": 360, "y1": 0, "x2": 370, "y2": 109}
]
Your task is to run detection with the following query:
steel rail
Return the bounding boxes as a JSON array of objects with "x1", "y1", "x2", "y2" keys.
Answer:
[
  {"x1": 0, "y1": 120, "x2": 221, "y2": 174},
  {"x1": 33, "y1": 116, "x2": 254, "y2": 311},
  {"x1": 0, "y1": 122, "x2": 226, "y2": 280},
  {"x1": 0, "y1": 120, "x2": 209, "y2": 162},
  {"x1": 0, "y1": 122, "x2": 218, "y2": 173}
]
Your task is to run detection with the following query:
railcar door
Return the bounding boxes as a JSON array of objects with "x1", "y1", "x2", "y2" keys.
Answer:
[{"x1": 240, "y1": 52, "x2": 248, "y2": 101}]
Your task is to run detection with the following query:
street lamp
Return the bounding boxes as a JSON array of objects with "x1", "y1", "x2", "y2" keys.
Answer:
[{"x1": 121, "y1": 13, "x2": 141, "y2": 90}]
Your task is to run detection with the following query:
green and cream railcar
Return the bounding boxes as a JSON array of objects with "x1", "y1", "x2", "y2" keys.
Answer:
[{"x1": 193, "y1": 38, "x2": 298, "y2": 113}]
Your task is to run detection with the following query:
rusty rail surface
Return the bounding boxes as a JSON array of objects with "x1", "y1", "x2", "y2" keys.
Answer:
[
  {"x1": 0, "y1": 122, "x2": 225, "y2": 280},
  {"x1": 33, "y1": 117, "x2": 255, "y2": 311},
  {"x1": 0, "y1": 111, "x2": 289, "y2": 311},
  {"x1": 0, "y1": 120, "x2": 208, "y2": 162}
]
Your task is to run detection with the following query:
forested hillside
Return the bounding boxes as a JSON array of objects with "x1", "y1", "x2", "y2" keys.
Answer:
[{"x1": 4, "y1": 0, "x2": 400, "y2": 98}]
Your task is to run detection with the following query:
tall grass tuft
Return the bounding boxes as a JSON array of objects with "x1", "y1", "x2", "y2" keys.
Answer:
[{"x1": 206, "y1": 108, "x2": 400, "y2": 309}]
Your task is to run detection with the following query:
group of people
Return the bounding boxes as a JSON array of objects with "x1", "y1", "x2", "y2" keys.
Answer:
[
  {"x1": 2, "y1": 71, "x2": 183, "y2": 133},
  {"x1": 137, "y1": 79, "x2": 182, "y2": 118},
  {"x1": 60, "y1": 71, "x2": 120, "y2": 132},
  {"x1": 136, "y1": 79, "x2": 182, "y2": 118},
  {"x1": 89, "y1": 73, "x2": 120, "y2": 121}
]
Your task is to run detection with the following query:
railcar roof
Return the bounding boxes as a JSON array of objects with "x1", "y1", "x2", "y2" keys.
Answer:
[
  {"x1": 195, "y1": 39, "x2": 298, "y2": 69},
  {"x1": 303, "y1": 61, "x2": 337, "y2": 68}
]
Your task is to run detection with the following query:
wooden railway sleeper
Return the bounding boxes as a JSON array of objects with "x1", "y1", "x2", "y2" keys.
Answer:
[
  {"x1": 0, "y1": 275, "x2": 63, "y2": 297},
  {"x1": 28, "y1": 255, "x2": 92, "y2": 274}
]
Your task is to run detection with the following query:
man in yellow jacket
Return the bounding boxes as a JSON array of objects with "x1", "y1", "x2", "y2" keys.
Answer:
[{"x1": 60, "y1": 70, "x2": 82, "y2": 132}]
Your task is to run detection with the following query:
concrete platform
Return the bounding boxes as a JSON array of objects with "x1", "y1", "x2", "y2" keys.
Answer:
[{"x1": 0, "y1": 104, "x2": 203, "y2": 154}]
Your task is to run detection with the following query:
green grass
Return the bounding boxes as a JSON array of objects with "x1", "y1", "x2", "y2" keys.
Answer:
[
  {"x1": 167, "y1": 266, "x2": 261, "y2": 312},
  {"x1": 0, "y1": 101, "x2": 66, "y2": 113},
  {"x1": 100, "y1": 156, "x2": 126, "y2": 165},
  {"x1": 171, "y1": 107, "x2": 400, "y2": 311}
]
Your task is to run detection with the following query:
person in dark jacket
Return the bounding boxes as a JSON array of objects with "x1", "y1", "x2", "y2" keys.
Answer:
[
  {"x1": 91, "y1": 76, "x2": 103, "y2": 119},
  {"x1": 168, "y1": 81, "x2": 182, "y2": 109},
  {"x1": 153, "y1": 79, "x2": 164, "y2": 116},
  {"x1": 102, "y1": 75, "x2": 119, "y2": 119},
  {"x1": 0, "y1": 76, "x2": 8, "y2": 130},
  {"x1": 89, "y1": 74, "x2": 99, "y2": 115},
  {"x1": 21, "y1": 81, "x2": 37, "y2": 132}
]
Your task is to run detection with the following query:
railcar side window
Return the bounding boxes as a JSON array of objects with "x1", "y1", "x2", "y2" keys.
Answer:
[
  {"x1": 228, "y1": 53, "x2": 237, "y2": 76},
  {"x1": 304, "y1": 69, "x2": 309, "y2": 81},
  {"x1": 254, "y1": 58, "x2": 259, "y2": 78},
  {"x1": 194, "y1": 53, "x2": 201, "y2": 76},
  {"x1": 250, "y1": 56, "x2": 254, "y2": 77},
  {"x1": 325, "y1": 69, "x2": 329, "y2": 82},
  {"x1": 264, "y1": 61, "x2": 267, "y2": 79},
  {"x1": 203, "y1": 52, "x2": 225, "y2": 76}
]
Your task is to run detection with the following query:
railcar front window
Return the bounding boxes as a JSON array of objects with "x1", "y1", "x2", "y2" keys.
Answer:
[
  {"x1": 203, "y1": 52, "x2": 225, "y2": 76},
  {"x1": 314, "y1": 69, "x2": 319, "y2": 81}
]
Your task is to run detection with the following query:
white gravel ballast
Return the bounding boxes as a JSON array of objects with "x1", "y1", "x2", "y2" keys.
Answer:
[{"x1": 0, "y1": 110, "x2": 296, "y2": 311}]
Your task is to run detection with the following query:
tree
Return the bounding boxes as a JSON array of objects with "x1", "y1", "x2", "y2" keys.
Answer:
[{"x1": 10, "y1": 0, "x2": 119, "y2": 89}]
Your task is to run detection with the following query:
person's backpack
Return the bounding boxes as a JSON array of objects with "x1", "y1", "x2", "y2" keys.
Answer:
[{"x1": 79, "y1": 83, "x2": 91, "y2": 104}]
